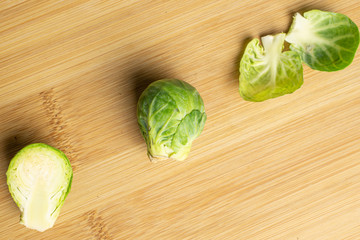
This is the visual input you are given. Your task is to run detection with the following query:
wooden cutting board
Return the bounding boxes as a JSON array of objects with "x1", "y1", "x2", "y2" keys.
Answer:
[{"x1": 1, "y1": 1, "x2": 359, "y2": 239}]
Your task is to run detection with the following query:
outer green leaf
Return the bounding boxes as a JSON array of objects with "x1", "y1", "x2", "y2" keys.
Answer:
[
  {"x1": 6, "y1": 143, "x2": 73, "y2": 232},
  {"x1": 239, "y1": 33, "x2": 303, "y2": 102},
  {"x1": 285, "y1": 10, "x2": 360, "y2": 71},
  {"x1": 171, "y1": 110, "x2": 206, "y2": 160},
  {"x1": 137, "y1": 79, "x2": 206, "y2": 162}
]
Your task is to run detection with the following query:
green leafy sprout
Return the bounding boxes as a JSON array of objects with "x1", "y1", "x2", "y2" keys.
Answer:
[{"x1": 137, "y1": 79, "x2": 206, "y2": 162}]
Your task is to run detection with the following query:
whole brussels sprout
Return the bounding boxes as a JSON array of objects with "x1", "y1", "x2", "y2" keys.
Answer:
[{"x1": 137, "y1": 79, "x2": 206, "y2": 162}]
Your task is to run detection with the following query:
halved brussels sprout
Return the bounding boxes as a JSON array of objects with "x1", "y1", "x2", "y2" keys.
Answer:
[
  {"x1": 6, "y1": 143, "x2": 73, "y2": 232},
  {"x1": 137, "y1": 79, "x2": 206, "y2": 162},
  {"x1": 285, "y1": 10, "x2": 360, "y2": 71},
  {"x1": 239, "y1": 33, "x2": 303, "y2": 102}
]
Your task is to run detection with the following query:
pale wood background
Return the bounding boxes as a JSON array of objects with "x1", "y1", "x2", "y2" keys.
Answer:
[{"x1": 0, "y1": 1, "x2": 359, "y2": 239}]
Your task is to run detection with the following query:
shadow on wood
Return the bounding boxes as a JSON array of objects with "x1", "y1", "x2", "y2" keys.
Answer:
[
  {"x1": 130, "y1": 66, "x2": 176, "y2": 105},
  {"x1": 127, "y1": 62, "x2": 176, "y2": 140},
  {"x1": 2, "y1": 129, "x2": 45, "y2": 174}
]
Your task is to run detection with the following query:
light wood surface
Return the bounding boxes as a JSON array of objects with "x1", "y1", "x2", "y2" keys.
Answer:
[{"x1": 0, "y1": 1, "x2": 359, "y2": 239}]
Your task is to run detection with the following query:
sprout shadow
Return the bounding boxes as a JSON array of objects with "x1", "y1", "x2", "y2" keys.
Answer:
[
  {"x1": 4, "y1": 135, "x2": 27, "y2": 162},
  {"x1": 2, "y1": 129, "x2": 43, "y2": 171},
  {"x1": 127, "y1": 62, "x2": 176, "y2": 140},
  {"x1": 131, "y1": 68, "x2": 169, "y2": 106},
  {"x1": 291, "y1": 4, "x2": 332, "y2": 16}
]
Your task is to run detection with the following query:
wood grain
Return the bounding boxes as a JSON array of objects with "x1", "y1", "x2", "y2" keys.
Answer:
[{"x1": 0, "y1": 0, "x2": 359, "y2": 239}]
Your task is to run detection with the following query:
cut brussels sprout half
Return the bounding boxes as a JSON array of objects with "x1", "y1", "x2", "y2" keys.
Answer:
[
  {"x1": 6, "y1": 143, "x2": 73, "y2": 232},
  {"x1": 285, "y1": 10, "x2": 360, "y2": 71},
  {"x1": 239, "y1": 33, "x2": 303, "y2": 102},
  {"x1": 137, "y1": 79, "x2": 206, "y2": 162}
]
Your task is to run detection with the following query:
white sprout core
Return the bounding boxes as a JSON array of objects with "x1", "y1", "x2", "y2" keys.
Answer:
[
  {"x1": 261, "y1": 33, "x2": 286, "y2": 84},
  {"x1": 262, "y1": 33, "x2": 285, "y2": 58},
  {"x1": 16, "y1": 151, "x2": 63, "y2": 231},
  {"x1": 285, "y1": 13, "x2": 319, "y2": 45}
]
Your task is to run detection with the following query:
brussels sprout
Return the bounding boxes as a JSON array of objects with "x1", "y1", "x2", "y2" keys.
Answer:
[
  {"x1": 6, "y1": 143, "x2": 73, "y2": 232},
  {"x1": 137, "y1": 79, "x2": 206, "y2": 162},
  {"x1": 285, "y1": 10, "x2": 360, "y2": 71},
  {"x1": 239, "y1": 33, "x2": 303, "y2": 102}
]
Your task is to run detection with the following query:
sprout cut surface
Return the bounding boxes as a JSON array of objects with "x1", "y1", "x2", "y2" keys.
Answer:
[{"x1": 6, "y1": 143, "x2": 73, "y2": 232}]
